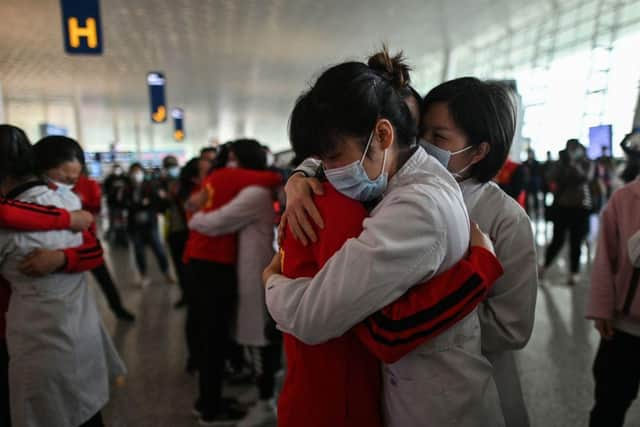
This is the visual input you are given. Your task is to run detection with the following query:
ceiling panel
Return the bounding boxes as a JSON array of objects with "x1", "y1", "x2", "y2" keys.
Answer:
[{"x1": 0, "y1": 0, "x2": 546, "y2": 153}]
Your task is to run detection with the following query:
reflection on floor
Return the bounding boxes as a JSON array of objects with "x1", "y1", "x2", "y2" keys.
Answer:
[{"x1": 94, "y1": 226, "x2": 640, "y2": 427}]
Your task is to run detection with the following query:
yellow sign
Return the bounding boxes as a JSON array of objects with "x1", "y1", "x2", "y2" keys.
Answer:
[
  {"x1": 174, "y1": 129, "x2": 184, "y2": 141},
  {"x1": 68, "y1": 17, "x2": 98, "y2": 48},
  {"x1": 60, "y1": 0, "x2": 103, "y2": 55},
  {"x1": 152, "y1": 105, "x2": 166, "y2": 123}
]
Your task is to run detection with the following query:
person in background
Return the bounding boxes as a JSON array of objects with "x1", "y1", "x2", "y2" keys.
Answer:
[
  {"x1": 165, "y1": 157, "x2": 200, "y2": 308},
  {"x1": 0, "y1": 125, "x2": 125, "y2": 427},
  {"x1": 586, "y1": 139, "x2": 640, "y2": 427},
  {"x1": 189, "y1": 139, "x2": 281, "y2": 427},
  {"x1": 183, "y1": 141, "x2": 282, "y2": 425},
  {"x1": 523, "y1": 148, "x2": 543, "y2": 218},
  {"x1": 103, "y1": 163, "x2": 130, "y2": 247},
  {"x1": 495, "y1": 156, "x2": 526, "y2": 207},
  {"x1": 32, "y1": 136, "x2": 135, "y2": 322},
  {"x1": 199, "y1": 147, "x2": 217, "y2": 181},
  {"x1": 541, "y1": 139, "x2": 594, "y2": 285},
  {"x1": 126, "y1": 163, "x2": 172, "y2": 287},
  {"x1": 420, "y1": 77, "x2": 538, "y2": 427}
]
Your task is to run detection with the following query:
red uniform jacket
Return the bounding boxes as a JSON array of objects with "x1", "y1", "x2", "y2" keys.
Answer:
[
  {"x1": 0, "y1": 200, "x2": 103, "y2": 339},
  {"x1": 278, "y1": 184, "x2": 504, "y2": 427},
  {"x1": 184, "y1": 168, "x2": 281, "y2": 264},
  {"x1": 279, "y1": 184, "x2": 383, "y2": 427},
  {"x1": 73, "y1": 175, "x2": 102, "y2": 215}
]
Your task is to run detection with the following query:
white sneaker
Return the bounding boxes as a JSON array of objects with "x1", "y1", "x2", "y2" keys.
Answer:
[{"x1": 236, "y1": 400, "x2": 276, "y2": 427}]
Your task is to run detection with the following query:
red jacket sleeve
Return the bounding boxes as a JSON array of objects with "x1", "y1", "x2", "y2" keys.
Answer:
[
  {"x1": 74, "y1": 176, "x2": 102, "y2": 215},
  {"x1": 62, "y1": 229, "x2": 104, "y2": 273},
  {"x1": 354, "y1": 247, "x2": 504, "y2": 363},
  {"x1": 0, "y1": 198, "x2": 70, "y2": 230}
]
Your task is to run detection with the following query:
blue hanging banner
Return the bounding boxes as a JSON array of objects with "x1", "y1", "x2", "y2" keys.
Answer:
[
  {"x1": 172, "y1": 108, "x2": 185, "y2": 142},
  {"x1": 147, "y1": 72, "x2": 167, "y2": 123},
  {"x1": 60, "y1": 0, "x2": 103, "y2": 55}
]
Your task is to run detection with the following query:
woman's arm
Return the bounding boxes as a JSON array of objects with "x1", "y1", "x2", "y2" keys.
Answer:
[
  {"x1": 18, "y1": 230, "x2": 104, "y2": 276},
  {"x1": 0, "y1": 198, "x2": 93, "y2": 232},
  {"x1": 354, "y1": 246, "x2": 503, "y2": 363},
  {"x1": 266, "y1": 189, "x2": 449, "y2": 344},
  {"x1": 188, "y1": 187, "x2": 267, "y2": 236},
  {"x1": 587, "y1": 197, "x2": 620, "y2": 320},
  {"x1": 477, "y1": 208, "x2": 538, "y2": 353}
]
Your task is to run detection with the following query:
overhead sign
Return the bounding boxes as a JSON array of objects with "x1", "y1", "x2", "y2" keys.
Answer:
[
  {"x1": 172, "y1": 108, "x2": 185, "y2": 142},
  {"x1": 39, "y1": 123, "x2": 68, "y2": 137},
  {"x1": 147, "y1": 72, "x2": 167, "y2": 123},
  {"x1": 60, "y1": 0, "x2": 103, "y2": 55}
]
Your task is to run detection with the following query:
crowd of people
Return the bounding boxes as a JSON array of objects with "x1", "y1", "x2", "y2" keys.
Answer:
[{"x1": 0, "y1": 45, "x2": 639, "y2": 427}]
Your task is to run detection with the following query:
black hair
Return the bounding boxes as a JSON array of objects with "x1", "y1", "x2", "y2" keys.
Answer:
[
  {"x1": 229, "y1": 139, "x2": 267, "y2": 170},
  {"x1": 33, "y1": 136, "x2": 85, "y2": 175},
  {"x1": 423, "y1": 77, "x2": 516, "y2": 182},
  {"x1": 0, "y1": 124, "x2": 35, "y2": 184},
  {"x1": 162, "y1": 155, "x2": 178, "y2": 169},
  {"x1": 129, "y1": 162, "x2": 144, "y2": 173},
  {"x1": 289, "y1": 46, "x2": 417, "y2": 160},
  {"x1": 200, "y1": 147, "x2": 217, "y2": 156},
  {"x1": 210, "y1": 143, "x2": 230, "y2": 170},
  {"x1": 178, "y1": 157, "x2": 201, "y2": 200},
  {"x1": 405, "y1": 85, "x2": 423, "y2": 130}
]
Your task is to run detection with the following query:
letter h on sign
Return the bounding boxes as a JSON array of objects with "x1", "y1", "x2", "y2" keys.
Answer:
[{"x1": 60, "y1": 0, "x2": 103, "y2": 54}]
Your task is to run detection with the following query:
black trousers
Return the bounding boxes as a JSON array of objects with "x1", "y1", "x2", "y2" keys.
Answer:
[
  {"x1": 80, "y1": 412, "x2": 103, "y2": 427},
  {"x1": 250, "y1": 342, "x2": 282, "y2": 400},
  {"x1": 545, "y1": 206, "x2": 591, "y2": 273},
  {"x1": 188, "y1": 259, "x2": 236, "y2": 417},
  {"x1": 590, "y1": 330, "x2": 640, "y2": 427},
  {"x1": 91, "y1": 264, "x2": 126, "y2": 314},
  {"x1": 167, "y1": 230, "x2": 189, "y2": 299},
  {"x1": 0, "y1": 339, "x2": 9, "y2": 427}
]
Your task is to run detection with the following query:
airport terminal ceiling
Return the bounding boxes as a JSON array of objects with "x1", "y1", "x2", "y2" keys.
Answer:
[{"x1": 0, "y1": 0, "x2": 638, "y2": 155}]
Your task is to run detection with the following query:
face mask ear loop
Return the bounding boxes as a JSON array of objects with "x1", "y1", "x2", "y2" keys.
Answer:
[
  {"x1": 379, "y1": 147, "x2": 388, "y2": 177},
  {"x1": 450, "y1": 145, "x2": 474, "y2": 157},
  {"x1": 360, "y1": 130, "x2": 376, "y2": 164}
]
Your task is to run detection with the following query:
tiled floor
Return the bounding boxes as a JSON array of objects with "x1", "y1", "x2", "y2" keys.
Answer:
[{"x1": 94, "y1": 224, "x2": 640, "y2": 427}]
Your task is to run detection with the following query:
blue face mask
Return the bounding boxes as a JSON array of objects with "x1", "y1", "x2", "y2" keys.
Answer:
[
  {"x1": 324, "y1": 131, "x2": 388, "y2": 202},
  {"x1": 420, "y1": 139, "x2": 474, "y2": 180},
  {"x1": 168, "y1": 166, "x2": 180, "y2": 178}
]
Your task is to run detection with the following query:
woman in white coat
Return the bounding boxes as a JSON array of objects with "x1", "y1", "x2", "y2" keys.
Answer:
[
  {"x1": 189, "y1": 139, "x2": 279, "y2": 427},
  {"x1": 0, "y1": 126, "x2": 125, "y2": 427},
  {"x1": 263, "y1": 49, "x2": 504, "y2": 427},
  {"x1": 419, "y1": 78, "x2": 538, "y2": 427}
]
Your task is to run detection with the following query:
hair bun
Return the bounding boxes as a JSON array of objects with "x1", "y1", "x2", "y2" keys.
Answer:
[{"x1": 367, "y1": 45, "x2": 411, "y2": 90}]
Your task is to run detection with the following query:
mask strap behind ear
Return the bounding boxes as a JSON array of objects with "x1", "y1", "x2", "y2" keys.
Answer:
[{"x1": 360, "y1": 130, "x2": 376, "y2": 163}]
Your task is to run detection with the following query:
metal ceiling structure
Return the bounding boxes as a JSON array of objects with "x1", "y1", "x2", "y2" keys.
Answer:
[{"x1": 0, "y1": 0, "x2": 565, "y2": 153}]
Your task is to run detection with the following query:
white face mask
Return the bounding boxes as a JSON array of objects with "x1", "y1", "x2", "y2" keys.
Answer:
[
  {"x1": 52, "y1": 180, "x2": 75, "y2": 192},
  {"x1": 226, "y1": 161, "x2": 239, "y2": 169},
  {"x1": 132, "y1": 171, "x2": 145, "y2": 184},
  {"x1": 266, "y1": 153, "x2": 275, "y2": 167}
]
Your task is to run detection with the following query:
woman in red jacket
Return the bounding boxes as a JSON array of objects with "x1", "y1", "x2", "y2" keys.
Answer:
[{"x1": 184, "y1": 142, "x2": 283, "y2": 426}]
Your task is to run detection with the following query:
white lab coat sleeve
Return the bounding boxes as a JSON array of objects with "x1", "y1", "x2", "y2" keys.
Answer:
[
  {"x1": 265, "y1": 187, "x2": 447, "y2": 345},
  {"x1": 478, "y1": 209, "x2": 538, "y2": 353},
  {"x1": 293, "y1": 158, "x2": 322, "y2": 177},
  {"x1": 628, "y1": 230, "x2": 640, "y2": 268},
  {"x1": 188, "y1": 187, "x2": 265, "y2": 236}
]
